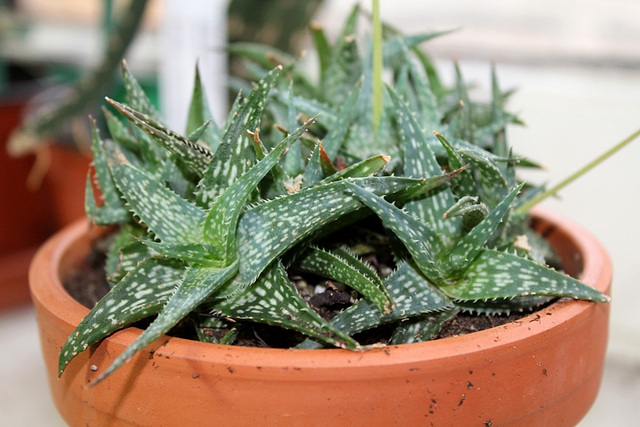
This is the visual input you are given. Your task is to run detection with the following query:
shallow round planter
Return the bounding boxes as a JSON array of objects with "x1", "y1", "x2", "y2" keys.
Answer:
[{"x1": 30, "y1": 209, "x2": 611, "y2": 426}]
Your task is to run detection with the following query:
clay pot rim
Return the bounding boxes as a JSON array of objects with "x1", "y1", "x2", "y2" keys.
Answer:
[{"x1": 30, "y1": 208, "x2": 612, "y2": 371}]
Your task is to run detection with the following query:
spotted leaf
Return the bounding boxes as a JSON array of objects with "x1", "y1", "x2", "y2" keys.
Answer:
[
  {"x1": 298, "y1": 261, "x2": 452, "y2": 349},
  {"x1": 92, "y1": 262, "x2": 238, "y2": 385},
  {"x1": 439, "y1": 249, "x2": 609, "y2": 302},
  {"x1": 440, "y1": 183, "x2": 523, "y2": 277},
  {"x1": 186, "y1": 65, "x2": 220, "y2": 149},
  {"x1": 236, "y1": 175, "x2": 446, "y2": 285},
  {"x1": 110, "y1": 162, "x2": 206, "y2": 244},
  {"x1": 297, "y1": 246, "x2": 393, "y2": 313},
  {"x1": 203, "y1": 117, "x2": 315, "y2": 263},
  {"x1": 346, "y1": 182, "x2": 445, "y2": 283},
  {"x1": 107, "y1": 98, "x2": 213, "y2": 177},
  {"x1": 210, "y1": 262, "x2": 358, "y2": 350},
  {"x1": 196, "y1": 66, "x2": 281, "y2": 207},
  {"x1": 58, "y1": 258, "x2": 183, "y2": 376}
]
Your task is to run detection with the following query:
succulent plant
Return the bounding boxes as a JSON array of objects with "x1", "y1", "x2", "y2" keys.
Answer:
[{"x1": 60, "y1": 8, "x2": 608, "y2": 386}]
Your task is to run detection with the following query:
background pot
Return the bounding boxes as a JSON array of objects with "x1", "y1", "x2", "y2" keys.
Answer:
[
  {"x1": 30, "y1": 209, "x2": 611, "y2": 426},
  {"x1": 0, "y1": 87, "x2": 54, "y2": 310}
]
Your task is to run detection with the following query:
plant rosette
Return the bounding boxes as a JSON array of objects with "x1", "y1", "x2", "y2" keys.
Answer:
[{"x1": 30, "y1": 208, "x2": 610, "y2": 427}]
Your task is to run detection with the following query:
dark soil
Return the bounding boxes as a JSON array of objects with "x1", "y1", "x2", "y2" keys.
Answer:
[{"x1": 64, "y1": 245, "x2": 110, "y2": 309}]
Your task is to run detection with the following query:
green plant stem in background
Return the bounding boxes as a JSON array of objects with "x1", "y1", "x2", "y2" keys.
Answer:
[
  {"x1": 372, "y1": 0, "x2": 383, "y2": 133},
  {"x1": 516, "y1": 128, "x2": 640, "y2": 214}
]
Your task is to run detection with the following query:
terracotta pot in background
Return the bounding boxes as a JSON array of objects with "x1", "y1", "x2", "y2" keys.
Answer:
[
  {"x1": 0, "y1": 90, "x2": 54, "y2": 310},
  {"x1": 41, "y1": 144, "x2": 91, "y2": 228},
  {"x1": 30, "y1": 209, "x2": 611, "y2": 426}
]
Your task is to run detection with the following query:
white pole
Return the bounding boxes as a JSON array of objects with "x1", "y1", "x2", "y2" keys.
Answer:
[{"x1": 160, "y1": 0, "x2": 230, "y2": 132}]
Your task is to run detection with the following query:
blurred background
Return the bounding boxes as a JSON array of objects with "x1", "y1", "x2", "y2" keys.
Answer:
[{"x1": 1, "y1": 0, "x2": 639, "y2": 425}]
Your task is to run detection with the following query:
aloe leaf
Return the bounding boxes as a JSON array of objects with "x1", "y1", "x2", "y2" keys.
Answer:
[
  {"x1": 440, "y1": 183, "x2": 523, "y2": 277},
  {"x1": 58, "y1": 258, "x2": 183, "y2": 376},
  {"x1": 187, "y1": 119, "x2": 213, "y2": 144},
  {"x1": 102, "y1": 107, "x2": 138, "y2": 152},
  {"x1": 321, "y1": 83, "x2": 361, "y2": 160},
  {"x1": 459, "y1": 148, "x2": 509, "y2": 207},
  {"x1": 282, "y1": 82, "x2": 305, "y2": 176},
  {"x1": 104, "y1": 225, "x2": 149, "y2": 284},
  {"x1": 107, "y1": 98, "x2": 213, "y2": 177},
  {"x1": 236, "y1": 175, "x2": 441, "y2": 284},
  {"x1": 434, "y1": 131, "x2": 476, "y2": 197},
  {"x1": 345, "y1": 182, "x2": 445, "y2": 283},
  {"x1": 204, "y1": 118, "x2": 315, "y2": 263},
  {"x1": 159, "y1": 154, "x2": 196, "y2": 200},
  {"x1": 450, "y1": 62, "x2": 473, "y2": 142},
  {"x1": 85, "y1": 119, "x2": 129, "y2": 224},
  {"x1": 325, "y1": 154, "x2": 389, "y2": 182},
  {"x1": 387, "y1": 85, "x2": 460, "y2": 242},
  {"x1": 186, "y1": 65, "x2": 220, "y2": 149},
  {"x1": 298, "y1": 246, "x2": 393, "y2": 313},
  {"x1": 140, "y1": 241, "x2": 217, "y2": 265},
  {"x1": 454, "y1": 296, "x2": 553, "y2": 316},
  {"x1": 383, "y1": 30, "x2": 456, "y2": 64},
  {"x1": 403, "y1": 46, "x2": 440, "y2": 132},
  {"x1": 310, "y1": 22, "x2": 332, "y2": 84},
  {"x1": 196, "y1": 66, "x2": 281, "y2": 206},
  {"x1": 439, "y1": 249, "x2": 609, "y2": 302},
  {"x1": 93, "y1": 262, "x2": 238, "y2": 385},
  {"x1": 249, "y1": 128, "x2": 290, "y2": 198},
  {"x1": 192, "y1": 316, "x2": 237, "y2": 344},
  {"x1": 323, "y1": 5, "x2": 361, "y2": 105},
  {"x1": 122, "y1": 60, "x2": 160, "y2": 121},
  {"x1": 211, "y1": 262, "x2": 359, "y2": 349},
  {"x1": 298, "y1": 261, "x2": 452, "y2": 349},
  {"x1": 302, "y1": 143, "x2": 324, "y2": 188},
  {"x1": 110, "y1": 162, "x2": 206, "y2": 244},
  {"x1": 102, "y1": 106, "x2": 162, "y2": 169},
  {"x1": 390, "y1": 309, "x2": 457, "y2": 344}
]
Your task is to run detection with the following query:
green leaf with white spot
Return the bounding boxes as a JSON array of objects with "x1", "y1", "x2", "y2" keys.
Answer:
[
  {"x1": 324, "y1": 154, "x2": 389, "y2": 182},
  {"x1": 186, "y1": 65, "x2": 220, "y2": 149},
  {"x1": 346, "y1": 182, "x2": 445, "y2": 283},
  {"x1": 93, "y1": 262, "x2": 238, "y2": 385},
  {"x1": 297, "y1": 246, "x2": 393, "y2": 313},
  {"x1": 302, "y1": 143, "x2": 325, "y2": 188},
  {"x1": 107, "y1": 98, "x2": 213, "y2": 177},
  {"x1": 434, "y1": 131, "x2": 476, "y2": 197},
  {"x1": 297, "y1": 261, "x2": 452, "y2": 349},
  {"x1": 322, "y1": 83, "x2": 361, "y2": 160},
  {"x1": 387, "y1": 85, "x2": 460, "y2": 243},
  {"x1": 85, "y1": 119, "x2": 129, "y2": 224},
  {"x1": 110, "y1": 162, "x2": 207, "y2": 244},
  {"x1": 211, "y1": 262, "x2": 359, "y2": 350},
  {"x1": 122, "y1": 60, "x2": 160, "y2": 121},
  {"x1": 203, "y1": 117, "x2": 315, "y2": 263},
  {"x1": 323, "y1": 5, "x2": 361, "y2": 106},
  {"x1": 104, "y1": 225, "x2": 149, "y2": 284},
  {"x1": 236, "y1": 175, "x2": 445, "y2": 285},
  {"x1": 439, "y1": 249, "x2": 609, "y2": 302},
  {"x1": 460, "y1": 148, "x2": 509, "y2": 207},
  {"x1": 454, "y1": 296, "x2": 553, "y2": 316},
  {"x1": 196, "y1": 66, "x2": 281, "y2": 207},
  {"x1": 440, "y1": 183, "x2": 523, "y2": 277},
  {"x1": 58, "y1": 258, "x2": 183, "y2": 376}
]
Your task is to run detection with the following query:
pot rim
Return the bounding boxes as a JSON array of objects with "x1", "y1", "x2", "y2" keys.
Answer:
[{"x1": 30, "y1": 207, "x2": 612, "y2": 371}]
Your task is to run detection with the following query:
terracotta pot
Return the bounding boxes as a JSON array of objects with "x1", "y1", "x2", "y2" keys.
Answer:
[
  {"x1": 30, "y1": 209, "x2": 611, "y2": 426},
  {"x1": 41, "y1": 144, "x2": 91, "y2": 228},
  {"x1": 0, "y1": 88, "x2": 55, "y2": 310}
]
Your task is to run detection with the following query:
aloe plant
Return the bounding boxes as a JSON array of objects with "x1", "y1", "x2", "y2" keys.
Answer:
[{"x1": 60, "y1": 10, "x2": 610, "y2": 386}]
